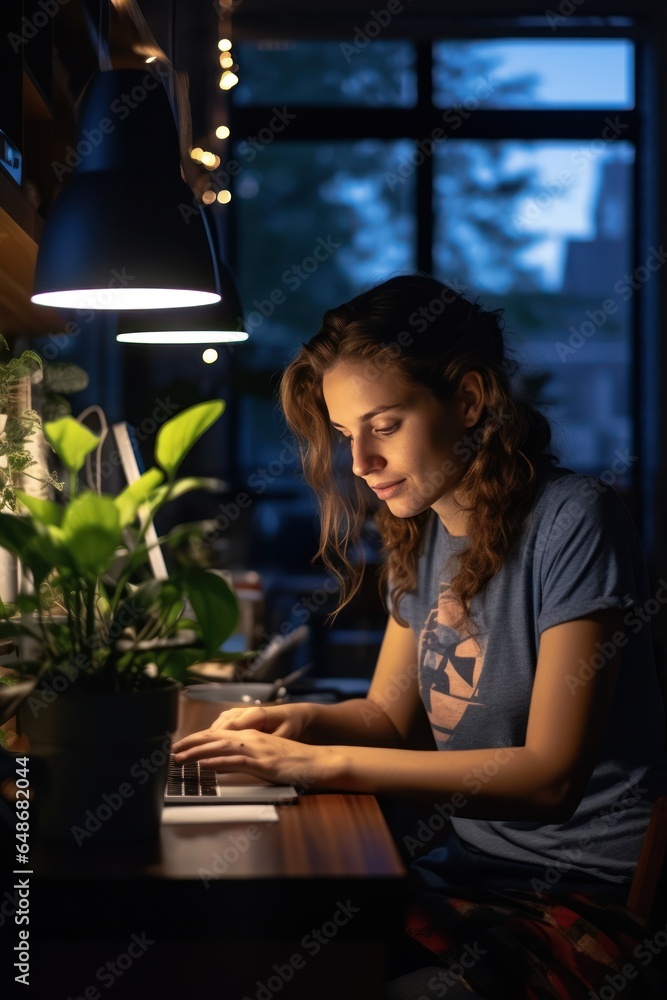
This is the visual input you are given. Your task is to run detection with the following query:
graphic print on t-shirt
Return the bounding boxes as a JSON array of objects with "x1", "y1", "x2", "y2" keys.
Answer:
[{"x1": 418, "y1": 581, "x2": 487, "y2": 748}]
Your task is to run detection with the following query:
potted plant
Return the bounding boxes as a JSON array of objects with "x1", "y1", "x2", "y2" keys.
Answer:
[{"x1": 0, "y1": 399, "x2": 239, "y2": 843}]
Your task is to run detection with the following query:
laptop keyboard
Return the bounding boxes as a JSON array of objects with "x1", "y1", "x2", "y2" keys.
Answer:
[{"x1": 167, "y1": 754, "x2": 218, "y2": 797}]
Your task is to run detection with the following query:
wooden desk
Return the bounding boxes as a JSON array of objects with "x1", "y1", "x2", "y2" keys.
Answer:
[{"x1": 20, "y1": 691, "x2": 408, "y2": 999}]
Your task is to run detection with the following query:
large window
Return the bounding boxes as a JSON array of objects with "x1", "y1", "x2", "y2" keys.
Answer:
[
  {"x1": 223, "y1": 25, "x2": 646, "y2": 660},
  {"x1": 228, "y1": 31, "x2": 641, "y2": 506}
]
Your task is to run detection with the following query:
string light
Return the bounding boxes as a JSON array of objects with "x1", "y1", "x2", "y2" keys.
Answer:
[
  {"x1": 202, "y1": 348, "x2": 219, "y2": 363},
  {"x1": 217, "y1": 190, "x2": 232, "y2": 204},
  {"x1": 201, "y1": 190, "x2": 216, "y2": 205},
  {"x1": 216, "y1": 125, "x2": 230, "y2": 140},
  {"x1": 219, "y1": 70, "x2": 239, "y2": 90},
  {"x1": 219, "y1": 53, "x2": 234, "y2": 68},
  {"x1": 218, "y1": 38, "x2": 232, "y2": 51}
]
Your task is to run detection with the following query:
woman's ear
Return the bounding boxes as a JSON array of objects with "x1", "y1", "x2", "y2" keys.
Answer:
[{"x1": 458, "y1": 371, "x2": 486, "y2": 428}]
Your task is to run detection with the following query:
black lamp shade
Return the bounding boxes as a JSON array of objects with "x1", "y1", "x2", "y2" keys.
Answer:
[{"x1": 31, "y1": 68, "x2": 219, "y2": 310}]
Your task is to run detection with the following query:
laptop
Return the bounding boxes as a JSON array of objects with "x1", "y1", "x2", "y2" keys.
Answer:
[{"x1": 165, "y1": 754, "x2": 300, "y2": 805}]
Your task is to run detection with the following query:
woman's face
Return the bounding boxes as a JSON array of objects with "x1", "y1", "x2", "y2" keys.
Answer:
[{"x1": 322, "y1": 361, "x2": 476, "y2": 524}]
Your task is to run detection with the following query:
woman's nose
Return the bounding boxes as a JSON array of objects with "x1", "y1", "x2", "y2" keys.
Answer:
[{"x1": 351, "y1": 437, "x2": 385, "y2": 478}]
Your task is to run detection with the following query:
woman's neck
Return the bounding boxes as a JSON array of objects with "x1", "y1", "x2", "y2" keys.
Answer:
[{"x1": 432, "y1": 492, "x2": 470, "y2": 537}]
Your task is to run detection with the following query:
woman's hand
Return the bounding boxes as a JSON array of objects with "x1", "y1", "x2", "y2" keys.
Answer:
[
  {"x1": 171, "y1": 727, "x2": 339, "y2": 789},
  {"x1": 207, "y1": 701, "x2": 310, "y2": 740}
]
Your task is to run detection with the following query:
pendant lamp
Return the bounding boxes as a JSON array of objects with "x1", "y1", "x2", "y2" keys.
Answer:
[
  {"x1": 116, "y1": 207, "x2": 249, "y2": 344},
  {"x1": 116, "y1": 266, "x2": 249, "y2": 344},
  {"x1": 31, "y1": 68, "x2": 220, "y2": 311}
]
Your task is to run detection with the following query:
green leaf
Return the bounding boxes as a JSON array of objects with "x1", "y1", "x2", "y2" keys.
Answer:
[
  {"x1": 3, "y1": 350, "x2": 42, "y2": 381},
  {"x1": 155, "y1": 401, "x2": 225, "y2": 479},
  {"x1": 178, "y1": 566, "x2": 239, "y2": 658},
  {"x1": 61, "y1": 493, "x2": 122, "y2": 575},
  {"x1": 44, "y1": 416, "x2": 100, "y2": 475},
  {"x1": 114, "y1": 467, "x2": 165, "y2": 526},
  {"x1": 17, "y1": 349, "x2": 43, "y2": 373},
  {"x1": 14, "y1": 490, "x2": 63, "y2": 526}
]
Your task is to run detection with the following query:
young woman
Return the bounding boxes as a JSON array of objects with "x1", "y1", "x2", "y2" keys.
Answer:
[{"x1": 173, "y1": 274, "x2": 667, "y2": 998}]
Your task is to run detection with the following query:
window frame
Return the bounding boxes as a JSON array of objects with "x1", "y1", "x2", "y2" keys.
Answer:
[{"x1": 226, "y1": 22, "x2": 652, "y2": 549}]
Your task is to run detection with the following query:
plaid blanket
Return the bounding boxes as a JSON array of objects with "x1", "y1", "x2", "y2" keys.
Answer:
[{"x1": 404, "y1": 886, "x2": 665, "y2": 999}]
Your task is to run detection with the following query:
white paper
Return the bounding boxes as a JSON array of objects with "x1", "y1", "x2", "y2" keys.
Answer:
[{"x1": 162, "y1": 804, "x2": 279, "y2": 824}]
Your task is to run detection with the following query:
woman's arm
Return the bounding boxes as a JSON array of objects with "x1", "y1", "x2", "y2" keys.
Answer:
[
  {"x1": 324, "y1": 609, "x2": 623, "y2": 820},
  {"x1": 174, "y1": 610, "x2": 622, "y2": 822},
  {"x1": 173, "y1": 615, "x2": 425, "y2": 750},
  {"x1": 294, "y1": 614, "x2": 426, "y2": 746}
]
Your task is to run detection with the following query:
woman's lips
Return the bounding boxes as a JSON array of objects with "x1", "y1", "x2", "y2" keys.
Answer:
[{"x1": 371, "y1": 479, "x2": 406, "y2": 499}]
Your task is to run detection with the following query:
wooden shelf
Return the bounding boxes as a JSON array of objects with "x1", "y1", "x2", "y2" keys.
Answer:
[
  {"x1": 0, "y1": 170, "x2": 64, "y2": 338},
  {"x1": 0, "y1": 54, "x2": 74, "y2": 341}
]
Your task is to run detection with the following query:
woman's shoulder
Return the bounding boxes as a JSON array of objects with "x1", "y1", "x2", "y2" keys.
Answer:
[{"x1": 528, "y1": 464, "x2": 641, "y2": 546}]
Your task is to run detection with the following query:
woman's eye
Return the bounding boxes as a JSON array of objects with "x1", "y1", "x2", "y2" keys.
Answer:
[{"x1": 375, "y1": 423, "x2": 399, "y2": 436}]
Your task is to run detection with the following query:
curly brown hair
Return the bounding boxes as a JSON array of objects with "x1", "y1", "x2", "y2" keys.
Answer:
[{"x1": 279, "y1": 274, "x2": 559, "y2": 629}]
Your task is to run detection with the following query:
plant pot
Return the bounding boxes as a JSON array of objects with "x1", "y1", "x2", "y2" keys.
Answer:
[{"x1": 19, "y1": 678, "x2": 181, "y2": 845}]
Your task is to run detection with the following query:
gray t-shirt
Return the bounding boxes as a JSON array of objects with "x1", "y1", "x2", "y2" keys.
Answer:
[{"x1": 398, "y1": 467, "x2": 667, "y2": 883}]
